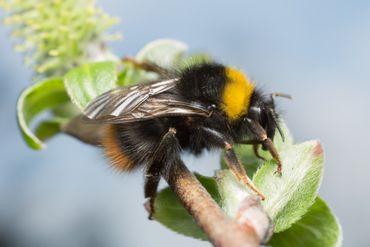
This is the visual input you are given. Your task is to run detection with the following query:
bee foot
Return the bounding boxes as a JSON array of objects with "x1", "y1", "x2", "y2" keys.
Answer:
[
  {"x1": 240, "y1": 176, "x2": 266, "y2": 201},
  {"x1": 144, "y1": 199, "x2": 155, "y2": 220},
  {"x1": 274, "y1": 167, "x2": 282, "y2": 177}
]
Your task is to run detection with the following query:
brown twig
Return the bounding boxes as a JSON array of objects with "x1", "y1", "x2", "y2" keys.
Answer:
[
  {"x1": 63, "y1": 117, "x2": 273, "y2": 247},
  {"x1": 62, "y1": 115, "x2": 105, "y2": 146},
  {"x1": 162, "y1": 160, "x2": 271, "y2": 247}
]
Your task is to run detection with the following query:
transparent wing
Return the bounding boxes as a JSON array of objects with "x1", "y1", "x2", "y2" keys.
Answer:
[{"x1": 83, "y1": 78, "x2": 211, "y2": 123}]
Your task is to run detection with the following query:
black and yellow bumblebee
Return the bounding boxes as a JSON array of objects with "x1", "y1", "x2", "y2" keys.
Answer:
[{"x1": 83, "y1": 59, "x2": 290, "y2": 216}]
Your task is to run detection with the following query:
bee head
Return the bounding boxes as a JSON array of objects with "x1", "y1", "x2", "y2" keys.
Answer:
[{"x1": 247, "y1": 91, "x2": 284, "y2": 143}]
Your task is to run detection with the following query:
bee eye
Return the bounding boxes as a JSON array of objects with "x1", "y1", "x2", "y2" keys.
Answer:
[
  {"x1": 250, "y1": 106, "x2": 261, "y2": 114},
  {"x1": 249, "y1": 106, "x2": 261, "y2": 120}
]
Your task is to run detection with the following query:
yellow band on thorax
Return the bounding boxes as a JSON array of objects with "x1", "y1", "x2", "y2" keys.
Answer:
[{"x1": 222, "y1": 67, "x2": 255, "y2": 121}]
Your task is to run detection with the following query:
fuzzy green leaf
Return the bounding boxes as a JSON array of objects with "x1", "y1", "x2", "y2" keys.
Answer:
[
  {"x1": 136, "y1": 39, "x2": 187, "y2": 68},
  {"x1": 17, "y1": 78, "x2": 70, "y2": 149},
  {"x1": 152, "y1": 173, "x2": 220, "y2": 240},
  {"x1": 268, "y1": 197, "x2": 342, "y2": 247},
  {"x1": 216, "y1": 170, "x2": 252, "y2": 217},
  {"x1": 219, "y1": 121, "x2": 323, "y2": 232},
  {"x1": 64, "y1": 61, "x2": 117, "y2": 110},
  {"x1": 253, "y1": 140, "x2": 324, "y2": 232}
]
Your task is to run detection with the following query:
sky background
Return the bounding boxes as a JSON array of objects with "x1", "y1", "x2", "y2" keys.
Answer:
[{"x1": 1, "y1": 0, "x2": 370, "y2": 246}]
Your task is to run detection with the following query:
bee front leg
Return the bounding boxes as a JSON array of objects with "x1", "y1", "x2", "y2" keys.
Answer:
[
  {"x1": 238, "y1": 139, "x2": 267, "y2": 161},
  {"x1": 144, "y1": 128, "x2": 180, "y2": 219},
  {"x1": 253, "y1": 143, "x2": 267, "y2": 161},
  {"x1": 246, "y1": 119, "x2": 282, "y2": 175}
]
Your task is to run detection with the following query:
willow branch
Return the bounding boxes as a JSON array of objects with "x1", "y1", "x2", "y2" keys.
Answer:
[{"x1": 62, "y1": 116, "x2": 105, "y2": 146}]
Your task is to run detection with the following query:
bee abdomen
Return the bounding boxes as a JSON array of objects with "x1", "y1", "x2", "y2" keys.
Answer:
[{"x1": 102, "y1": 124, "x2": 137, "y2": 171}]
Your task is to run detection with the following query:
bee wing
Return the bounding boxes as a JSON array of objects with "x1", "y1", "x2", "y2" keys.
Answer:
[{"x1": 83, "y1": 78, "x2": 211, "y2": 123}]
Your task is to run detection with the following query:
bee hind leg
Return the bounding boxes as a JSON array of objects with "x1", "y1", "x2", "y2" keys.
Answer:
[
  {"x1": 144, "y1": 128, "x2": 180, "y2": 219},
  {"x1": 144, "y1": 164, "x2": 161, "y2": 220}
]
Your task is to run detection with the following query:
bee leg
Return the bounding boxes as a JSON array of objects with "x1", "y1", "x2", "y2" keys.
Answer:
[
  {"x1": 253, "y1": 144, "x2": 267, "y2": 161},
  {"x1": 224, "y1": 143, "x2": 266, "y2": 200},
  {"x1": 122, "y1": 56, "x2": 173, "y2": 77},
  {"x1": 263, "y1": 138, "x2": 282, "y2": 175},
  {"x1": 246, "y1": 119, "x2": 282, "y2": 176},
  {"x1": 144, "y1": 128, "x2": 180, "y2": 219},
  {"x1": 238, "y1": 139, "x2": 267, "y2": 161},
  {"x1": 144, "y1": 162, "x2": 161, "y2": 220}
]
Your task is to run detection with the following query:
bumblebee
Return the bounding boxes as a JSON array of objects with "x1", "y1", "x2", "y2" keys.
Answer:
[{"x1": 83, "y1": 60, "x2": 289, "y2": 216}]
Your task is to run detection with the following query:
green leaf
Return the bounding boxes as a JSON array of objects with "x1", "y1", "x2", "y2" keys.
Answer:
[
  {"x1": 35, "y1": 117, "x2": 68, "y2": 142},
  {"x1": 17, "y1": 77, "x2": 70, "y2": 149},
  {"x1": 117, "y1": 62, "x2": 156, "y2": 86},
  {"x1": 64, "y1": 61, "x2": 118, "y2": 110},
  {"x1": 153, "y1": 173, "x2": 219, "y2": 240},
  {"x1": 51, "y1": 102, "x2": 80, "y2": 119},
  {"x1": 179, "y1": 53, "x2": 213, "y2": 69},
  {"x1": 153, "y1": 187, "x2": 207, "y2": 240},
  {"x1": 253, "y1": 140, "x2": 324, "y2": 232},
  {"x1": 268, "y1": 197, "x2": 342, "y2": 247},
  {"x1": 136, "y1": 38, "x2": 187, "y2": 68},
  {"x1": 195, "y1": 173, "x2": 221, "y2": 203}
]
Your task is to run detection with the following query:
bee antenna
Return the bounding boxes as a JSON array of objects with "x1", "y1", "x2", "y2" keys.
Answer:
[
  {"x1": 269, "y1": 109, "x2": 285, "y2": 142},
  {"x1": 270, "y1": 92, "x2": 292, "y2": 107},
  {"x1": 270, "y1": 93, "x2": 292, "y2": 101},
  {"x1": 268, "y1": 93, "x2": 291, "y2": 142}
]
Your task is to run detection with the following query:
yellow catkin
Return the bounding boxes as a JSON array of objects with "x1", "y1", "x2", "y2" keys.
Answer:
[{"x1": 222, "y1": 67, "x2": 255, "y2": 121}]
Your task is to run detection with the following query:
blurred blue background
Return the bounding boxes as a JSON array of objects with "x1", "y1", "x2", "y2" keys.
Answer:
[{"x1": 1, "y1": 0, "x2": 370, "y2": 246}]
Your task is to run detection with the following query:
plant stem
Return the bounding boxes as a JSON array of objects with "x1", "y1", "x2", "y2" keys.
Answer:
[{"x1": 162, "y1": 160, "x2": 268, "y2": 247}]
